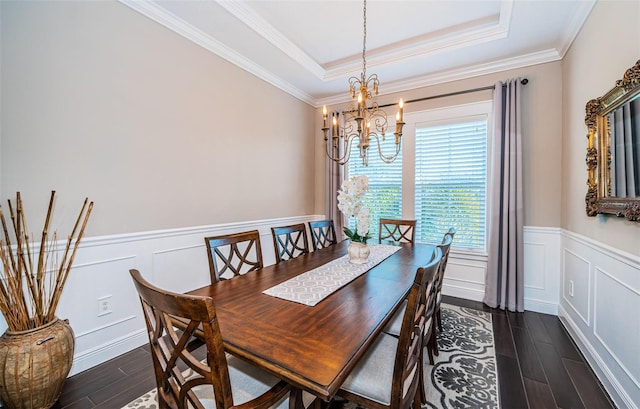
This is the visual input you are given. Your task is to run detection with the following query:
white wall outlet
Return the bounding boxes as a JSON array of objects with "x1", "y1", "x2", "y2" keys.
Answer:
[
  {"x1": 98, "y1": 295, "x2": 113, "y2": 317},
  {"x1": 569, "y1": 280, "x2": 574, "y2": 297}
]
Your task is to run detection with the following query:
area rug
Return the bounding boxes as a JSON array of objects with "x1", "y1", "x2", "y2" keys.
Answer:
[
  {"x1": 424, "y1": 304, "x2": 498, "y2": 409},
  {"x1": 123, "y1": 304, "x2": 498, "y2": 409}
]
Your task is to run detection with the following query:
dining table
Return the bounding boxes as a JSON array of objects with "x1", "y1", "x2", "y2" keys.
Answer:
[{"x1": 186, "y1": 239, "x2": 437, "y2": 402}]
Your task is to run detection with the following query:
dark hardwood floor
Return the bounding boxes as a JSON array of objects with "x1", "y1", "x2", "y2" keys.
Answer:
[{"x1": 40, "y1": 296, "x2": 615, "y2": 409}]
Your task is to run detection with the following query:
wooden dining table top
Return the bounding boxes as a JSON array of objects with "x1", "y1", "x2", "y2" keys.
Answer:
[{"x1": 187, "y1": 240, "x2": 437, "y2": 401}]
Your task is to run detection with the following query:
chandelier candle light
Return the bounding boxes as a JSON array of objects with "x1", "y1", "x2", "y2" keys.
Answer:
[{"x1": 321, "y1": 0, "x2": 405, "y2": 166}]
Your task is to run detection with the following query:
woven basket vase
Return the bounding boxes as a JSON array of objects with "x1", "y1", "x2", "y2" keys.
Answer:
[{"x1": 0, "y1": 318, "x2": 75, "y2": 409}]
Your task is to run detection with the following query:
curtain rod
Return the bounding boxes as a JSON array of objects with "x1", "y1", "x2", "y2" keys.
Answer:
[{"x1": 375, "y1": 78, "x2": 529, "y2": 110}]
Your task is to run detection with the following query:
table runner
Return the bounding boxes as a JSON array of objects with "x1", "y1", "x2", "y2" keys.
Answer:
[{"x1": 262, "y1": 243, "x2": 401, "y2": 306}]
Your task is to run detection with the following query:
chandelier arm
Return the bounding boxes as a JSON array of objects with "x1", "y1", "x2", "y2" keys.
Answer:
[
  {"x1": 369, "y1": 133, "x2": 402, "y2": 164},
  {"x1": 325, "y1": 134, "x2": 358, "y2": 165}
]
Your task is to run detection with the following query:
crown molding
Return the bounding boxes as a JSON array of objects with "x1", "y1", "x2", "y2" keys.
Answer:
[
  {"x1": 324, "y1": 0, "x2": 514, "y2": 80},
  {"x1": 118, "y1": 0, "x2": 315, "y2": 105},
  {"x1": 315, "y1": 48, "x2": 561, "y2": 107},
  {"x1": 555, "y1": 0, "x2": 596, "y2": 58},
  {"x1": 216, "y1": 1, "x2": 326, "y2": 79}
]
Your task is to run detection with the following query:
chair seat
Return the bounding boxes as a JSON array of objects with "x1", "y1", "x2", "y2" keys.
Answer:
[
  {"x1": 340, "y1": 332, "x2": 397, "y2": 406},
  {"x1": 340, "y1": 332, "x2": 418, "y2": 407},
  {"x1": 341, "y1": 333, "x2": 419, "y2": 405},
  {"x1": 194, "y1": 354, "x2": 313, "y2": 409}
]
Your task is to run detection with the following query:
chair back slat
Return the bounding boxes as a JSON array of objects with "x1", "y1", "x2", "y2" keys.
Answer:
[
  {"x1": 379, "y1": 219, "x2": 416, "y2": 244},
  {"x1": 271, "y1": 224, "x2": 309, "y2": 263},
  {"x1": 308, "y1": 220, "x2": 338, "y2": 251},
  {"x1": 205, "y1": 230, "x2": 264, "y2": 283}
]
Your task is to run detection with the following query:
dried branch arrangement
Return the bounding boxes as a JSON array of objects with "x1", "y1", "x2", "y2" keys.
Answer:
[{"x1": 0, "y1": 191, "x2": 93, "y2": 331}]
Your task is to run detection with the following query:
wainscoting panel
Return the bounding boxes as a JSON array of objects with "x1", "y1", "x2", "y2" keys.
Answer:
[
  {"x1": 524, "y1": 242, "x2": 545, "y2": 289},
  {"x1": 0, "y1": 215, "x2": 324, "y2": 376},
  {"x1": 562, "y1": 249, "x2": 591, "y2": 325},
  {"x1": 522, "y1": 227, "x2": 561, "y2": 314},
  {"x1": 594, "y1": 267, "x2": 640, "y2": 392},
  {"x1": 560, "y1": 231, "x2": 640, "y2": 409},
  {"x1": 152, "y1": 244, "x2": 211, "y2": 293},
  {"x1": 442, "y1": 257, "x2": 486, "y2": 302}
]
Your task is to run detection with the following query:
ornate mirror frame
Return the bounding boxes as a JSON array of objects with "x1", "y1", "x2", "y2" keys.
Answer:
[{"x1": 585, "y1": 60, "x2": 640, "y2": 221}]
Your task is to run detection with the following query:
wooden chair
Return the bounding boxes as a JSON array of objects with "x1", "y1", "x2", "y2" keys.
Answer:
[
  {"x1": 204, "y1": 230, "x2": 263, "y2": 283},
  {"x1": 378, "y1": 219, "x2": 416, "y2": 244},
  {"x1": 382, "y1": 233, "x2": 453, "y2": 372},
  {"x1": 271, "y1": 224, "x2": 310, "y2": 264},
  {"x1": 433, "y1": 228, "x2": 456, "y2": 333},
  {"x1": 307, "y1": 220, "x2": 337, "y2": 251},
  {"x1": 336, "y1": 248, "x2": 442, "y2": 409},
  {"x1": 129, "y1": 269, "x2": 290, "y2": 409}
]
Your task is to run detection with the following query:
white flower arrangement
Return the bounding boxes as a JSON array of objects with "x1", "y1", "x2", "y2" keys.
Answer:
[{"x1": 337, "y1": 175, "x2": 371, "y2": 243}]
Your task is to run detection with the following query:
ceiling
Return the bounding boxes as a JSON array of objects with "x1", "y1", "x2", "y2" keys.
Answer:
[{"x1": 120, "y1": 0, "x2": 595, "y2": 107}]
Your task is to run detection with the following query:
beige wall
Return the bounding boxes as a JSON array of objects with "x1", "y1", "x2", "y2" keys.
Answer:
[
  {"x1": 315, "y1": 62, "x2": 564, "y2": 229},
  {"x1": 562, "y1": 0, "x2": 640, "y2": 255},
  {"x1": 1, "y1": 1, "x2": 316, "y2": 237}
]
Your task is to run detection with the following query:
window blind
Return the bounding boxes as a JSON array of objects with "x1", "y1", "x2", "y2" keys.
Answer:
[
  {"x1": 347, "y1": 138, "x2": 403, "y2": 239},
  {"x1": 414, "y1": 119, "x2": 487, "y2": 250}
]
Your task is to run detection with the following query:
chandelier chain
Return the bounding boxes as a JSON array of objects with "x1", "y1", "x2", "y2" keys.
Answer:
[{"x1": 362, "y1": 0, "x2": 367, "y2": 79}]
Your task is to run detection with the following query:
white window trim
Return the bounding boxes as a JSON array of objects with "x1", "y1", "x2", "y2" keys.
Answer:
[{"x1": 403, "y1": 100, "x2": 493, "y2": 255}]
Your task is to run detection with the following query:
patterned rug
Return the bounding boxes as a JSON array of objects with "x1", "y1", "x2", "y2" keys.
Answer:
[
  {"x1": 123, "y1": 304, "x2": 498, "y2": 409},
  {"x1": 424, "y1": 304, "x2": 498, "y2": 409}
]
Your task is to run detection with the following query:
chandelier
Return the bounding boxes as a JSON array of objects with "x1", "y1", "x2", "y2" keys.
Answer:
[{"x1": 321, "y1": 0, "x2": 404, "y2": 166}]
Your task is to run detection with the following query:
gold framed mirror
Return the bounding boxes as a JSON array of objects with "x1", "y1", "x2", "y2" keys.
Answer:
[{"x1": 585, "y1": 60, "x2": 640, "y2": 221}]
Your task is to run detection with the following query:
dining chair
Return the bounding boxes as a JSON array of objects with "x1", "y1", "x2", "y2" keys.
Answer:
[
  {"x1": 336, "y1": 247, "x2": 442, "y2": 409},
  {"x1": 382, "y1": 232, "x2": 453, "y2": 365},
  {"x1": 433, "y1": 228, "x2": 456, "y2": 333},
  {"x1": 204, "y1": 230, "x2": 263, "y2": 283},
  {"x1": 307, "y1": 220, "x2": 337, "y2": 251},
  {"x1": 271, "y1": 223, "x2": 310, "y2": 263},
  {"x1": 129, "y1": 269, "x2": 291, "y2": 409},
  {"x1": 444, "y1": 226, "x2": 456, "y2": 241},
  {"x1": 378, "y1": 218, "x2": 416, "y2": 244}
]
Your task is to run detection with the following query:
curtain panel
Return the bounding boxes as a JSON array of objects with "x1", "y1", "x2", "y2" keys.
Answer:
[
  {"x1": 484, "y1": 79, "x2": 524, "y2": 312},
  {"x1": 326, "y1": 111, "x2": 344, "y2": 240}
]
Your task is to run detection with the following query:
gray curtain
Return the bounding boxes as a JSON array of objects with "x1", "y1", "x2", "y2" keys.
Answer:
[
  {"x1": 326, "y1": 111, "x2": 344, "y2": 241},
  {"x1": 484, "y1": 79, "x2": 524, "y2": 312}
]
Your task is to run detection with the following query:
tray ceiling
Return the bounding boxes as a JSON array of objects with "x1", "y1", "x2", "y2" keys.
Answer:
[{"x1": 120, "y1": 0, "x2": 595, "y2": 107}]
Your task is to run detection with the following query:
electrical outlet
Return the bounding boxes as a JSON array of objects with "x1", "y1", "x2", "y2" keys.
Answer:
[
  {"x1": 569, "y1": 280, "x2": 574, "y2": 297},
  {"x1": 98, "y1": 295, "x2": 113, "y2": 317}
]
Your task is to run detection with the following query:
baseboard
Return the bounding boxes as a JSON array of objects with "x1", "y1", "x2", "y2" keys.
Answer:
[
  {"x1": 558, "y1": 304, "x2": 635, "y2": 409},
  {"x1": 70, "y1": 329, "x2": 148, "y2": 376},
  {"x1": 524, "y1": 297, "x2": 558, "y2": 315},
  {"x1": 443, "y1": 283, "x2": 484, "y2": 302}
]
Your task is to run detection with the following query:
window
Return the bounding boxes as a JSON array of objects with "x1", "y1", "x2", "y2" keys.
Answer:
[
  {"x1": 414, "y1": 118, "x2": 487, "y2": 250},
  {"x1": 347, "y1": 137, "x2": 402, "y2": 239},
  {"x1": 341, "y1": 101, "x2": 491, "y2": 254}
]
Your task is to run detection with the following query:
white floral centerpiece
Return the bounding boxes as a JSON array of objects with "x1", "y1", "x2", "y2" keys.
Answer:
[{"x1": 337, "y1": 175, "x2": 372, "y2": 263}]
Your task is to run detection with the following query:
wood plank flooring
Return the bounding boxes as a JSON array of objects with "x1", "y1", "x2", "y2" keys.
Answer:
[{"x1": 22, "y1": 296, "x2": 616, "y2": 409}]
